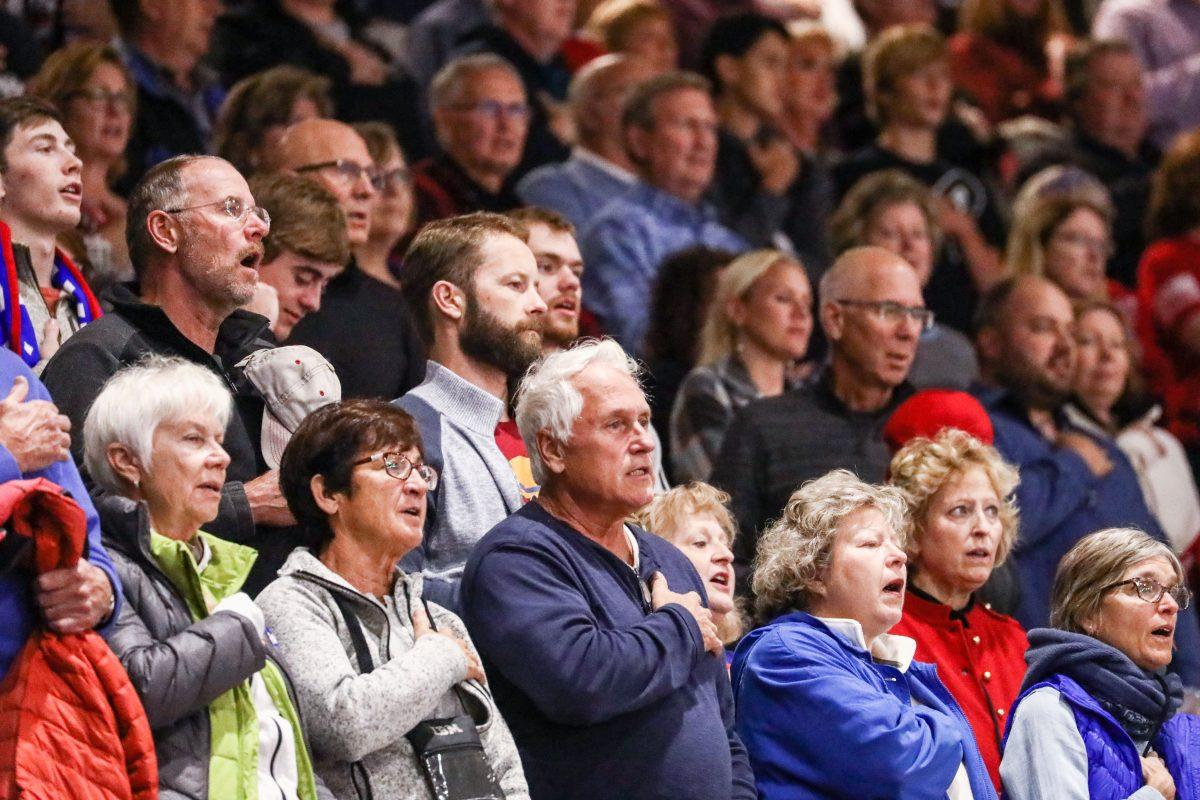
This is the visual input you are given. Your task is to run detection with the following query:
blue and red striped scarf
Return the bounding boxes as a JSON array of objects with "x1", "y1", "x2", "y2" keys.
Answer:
[{"x1": 0, "y1": 220, "x2": 102, "y2": 367}]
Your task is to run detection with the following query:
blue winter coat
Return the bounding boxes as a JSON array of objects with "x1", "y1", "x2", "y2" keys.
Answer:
[
  {"x1": 1006, "y1": 674, "x2": 1200, "y2": 800},
  {"x1": 0, "y1": 349, "x2": 121, "y2": 679},
  {"x1": 731, "y1": 612, "x2": 998, "y2": 800}
]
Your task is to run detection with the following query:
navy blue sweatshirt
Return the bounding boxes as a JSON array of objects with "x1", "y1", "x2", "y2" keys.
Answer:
[{"x1": 461, "y1": 501, "x2": 756, "y2": 800}]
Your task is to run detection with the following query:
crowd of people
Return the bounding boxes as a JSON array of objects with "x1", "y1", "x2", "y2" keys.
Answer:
[{"x1": 2, "y1": 0, "x2": 1200, "y2": 798}]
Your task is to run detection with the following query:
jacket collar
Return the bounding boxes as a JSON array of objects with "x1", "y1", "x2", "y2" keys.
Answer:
[
  {"x1": 105, "y1": 282, "x2": 272, "y2": 365},
  {"x1": 275, "y1": 546, "x2": 423, "y2": 614},
  {"x1": 416, "y1": 360, "x2": 507, "y2": 437},
  {"x1": 817, "y1": 615, "x2": 917, "y2": 672},
  {"x1": 904, "y1": 583, "x2": 977, "y2": 624}
]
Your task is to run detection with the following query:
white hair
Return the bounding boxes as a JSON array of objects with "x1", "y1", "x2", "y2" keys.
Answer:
[
  {"x1": 83, "y1": 355, "x2": 233, "y2": 495},
  {"x1": 515, "y1": 338, "x2": 643, "y2": 484}
]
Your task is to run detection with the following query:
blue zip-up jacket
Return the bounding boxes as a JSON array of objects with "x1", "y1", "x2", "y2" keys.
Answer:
[
  {"x1": 460, "y1": 501, "x2": 756, "y2": 800},
  {"x1": 0, "y1": 349, "x2": 121, "y2": 679},
  {"x1": 976, "y1": 387, "x2": 1200, "y2": 684},
  {"x1": 731, "y1": 612, "x2": 998, "y2": 800},
  {"x1": 1005, "y1": 674, "x2": 1200, "y2": 800}
]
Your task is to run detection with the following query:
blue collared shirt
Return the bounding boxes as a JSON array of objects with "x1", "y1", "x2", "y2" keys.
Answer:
[{"x1": 579, "y1": 181, "x2": 747, "y2": 353}]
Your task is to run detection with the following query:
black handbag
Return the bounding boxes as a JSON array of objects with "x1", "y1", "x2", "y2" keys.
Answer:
[{"x1": 331, "y1": 589, "x2": 506, "y2": 800}]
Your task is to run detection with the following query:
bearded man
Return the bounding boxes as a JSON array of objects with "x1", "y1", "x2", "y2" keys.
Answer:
[{"x1": 396, "y1": 212, "x2": 546, "y2": 612}]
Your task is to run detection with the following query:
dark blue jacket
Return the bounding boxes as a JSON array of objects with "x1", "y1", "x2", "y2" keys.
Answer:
[
  {"x1": 0, "y1": 349, "x2": 121, "y2": 679},
  {"x1": 1006, "y1": 674, "x2": 1200, "y2": 800},
  {"x1": 977, "y1": 388, "x2": 1200, "y2": 684},
  {"x1": 460, "y1": 501, "x2": 756, "y2": 800},
  {"x1": 731, "y1": 612, "x2": 998, "y2": 800}
]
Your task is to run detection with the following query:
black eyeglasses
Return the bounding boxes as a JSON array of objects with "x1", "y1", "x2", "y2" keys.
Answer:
[
  {"x1": 1102, "y1": 576, "x2": 1192, "y2": 609},
  {"x1": 836, "y1": 299, "x2": 934, "y2": 331},
  {"x1": 164, "y1": 196, "x2": 270, "y2": 229},
  {"x1": 295, "y1": 159, "x2": 385, "y2": 191},
  {"x1": 352, "y1": 452, "x2": 439, "y2": 489}
]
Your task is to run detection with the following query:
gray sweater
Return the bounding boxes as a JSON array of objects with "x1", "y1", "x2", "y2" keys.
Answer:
[
  {"x1": 256, "y1": 549, "x2": 529, "y2": 800},
  {"x1": 395, "y1": 361, "x2": 524, "y2": 609}
]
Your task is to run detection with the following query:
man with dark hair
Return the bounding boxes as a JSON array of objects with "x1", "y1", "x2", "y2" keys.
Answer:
[
  {"x1": 108, "y1": 0, "x2": 224, "y2": 188},
  {"x1": 248, "y1": 173, "x2": 349, "y2": 342},
  {"x1": 273, "y1": 118, "x2": 426, "y2": 399},
  {"x1": 517, "y1": 54, "x2": 657, "y2": 231},
  {"x1": 506, "y1": 206, "x2": 582, "y2": 353},
  {"x1": 41, "y1": 154, "x2": 292, "y2": 593},
  {"x1": 396, "y1": 211, "x2": 546, "y2": 611},
  {"x1": 0, "y1": 97, "x2": 100, "y2": 373},
  {"x1": 579, "y1": 70, "x2": 746, "y2": 354},
  {"x1": 971, "y1": 276, "x2": 1200, "y2": 684},
  {"x1": 702, "y1": 12, "x2": 832, "y2": 273},
  {"x1": 449, "y1": 0, "x2": 575, "y2": 178}
]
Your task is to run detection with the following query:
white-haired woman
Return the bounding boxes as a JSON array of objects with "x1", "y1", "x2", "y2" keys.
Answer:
[
  {"x1": 1002, "y1": 528, "x2": 1200, "y2": 800},
  {"x1": 83, "y1": 356, "x2": 327, "y2": 800},
  {"x1": 634, "y1": 482, "x2": 746, "y2": 649},
  {"x1": 460, "y1": 339, "x2": 756, "y2": 800},
  {"x1": 732, "y1": 470, "x2": 997, "y2": 800},
  {"x1": 889, "y1": 429, "x2": 1028, "y2": 792},
  {"x1": 670, "y1": 249, "x2": 812, "y2": 483}
]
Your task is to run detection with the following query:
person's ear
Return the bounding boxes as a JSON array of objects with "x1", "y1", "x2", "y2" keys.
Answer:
[
  {"x1": 311, "y1": 474, "x2": 342, "y2": 516},
  {"x1": 726, "y1": 293, "x2": 748, "y2": 328},
  {"x1": 625, "y1": 124, "x2": 650, "y2": 166},
  {"x1": 820, "y1": 299, "x2": 843, "y2": 343},
  {"x1": 146, "y1": 210, "x2": 181, "y2": 254},
  {"x1": 430, "y1": 280, "x2": 465, "y2": 322},
  {"x1": 536, "y1": 430, "x2": 569, "y2": 477},
  {"x1": 975, "y1": 326, "x2": 1001, "y2": 365},
  {"x1": 106, "y1": 443, "x2": 144, "y2": 493},
  {"x1": 714, "y1": 54, "x2": 741, "y2": 95}
]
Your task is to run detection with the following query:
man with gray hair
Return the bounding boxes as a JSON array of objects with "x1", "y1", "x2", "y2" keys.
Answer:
[
  {"x1": 578, "y1": 70, "x2": 746, "y2": 354},
  {"x1": 517, "y1": 54, "x2": 659, "y2": 231},
  {"x1": 711, "y1": 246, "x2": 924, "y2": 587},
  {"x1": 41, "y1": 154, "x2": 293, "y2": 592},
  {"x1": 412, "y1": 54, "x2": 529, "y2": 230},
  {"x1": 461, "y1": 338, "x2": 755, "y2": 800}
]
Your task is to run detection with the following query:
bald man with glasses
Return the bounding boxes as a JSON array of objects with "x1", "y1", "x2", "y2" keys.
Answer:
[
  {"x1": 271, "y1": 117, "x2": 427, "y2": 401},
  {"x1": 710, "y1": 246, "x2": 924, "y2": 590}
]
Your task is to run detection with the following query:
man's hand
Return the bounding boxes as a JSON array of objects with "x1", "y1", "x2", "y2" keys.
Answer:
[
  {"x1": 747, "y1": 136, "x2": 799, "y2": 196},
  {"x1": 1142, "y1": 754, "x2": 1176, "y2": 800},
  {"x1": 244, "y1": 470, "x2": 297, "y2": 527},
  {"x1": 0, "y1": 376, "x2": 72, "y2": 473},
  {"x1": 651, "y1": 572, "x2": 722, "y2": 655},
  {"x1": 36, "y1": 560, "x2": 113, "y2": 633},
  {"x1": 413, "y1": 604, "x2": 486, "y2": 682},
  {"x1": 1058, "y1": 431, "x2": 1114, "y2": 478}
]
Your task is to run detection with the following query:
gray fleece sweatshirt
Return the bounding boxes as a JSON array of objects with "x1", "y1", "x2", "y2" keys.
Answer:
[{"x1": 256, "y1": 549, "x2": 529, "y2": 800}]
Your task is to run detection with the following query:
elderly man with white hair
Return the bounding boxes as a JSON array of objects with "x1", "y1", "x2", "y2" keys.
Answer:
[{"x1": 460, "y1": 338, "x2": 756, "y2": 800}]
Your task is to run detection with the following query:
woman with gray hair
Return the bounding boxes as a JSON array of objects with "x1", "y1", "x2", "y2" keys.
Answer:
[
  {"x1": 84, "y1": 356, "x2": 327, "y2": 800},
  {"x1": 731, "y1": 469, "x2": 997, "y2": 799},
  {"x1": 1001, "y1": 528, "x2": 1199, "y2": 800}
]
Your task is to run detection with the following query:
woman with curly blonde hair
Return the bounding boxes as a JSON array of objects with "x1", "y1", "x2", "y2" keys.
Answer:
[
  {"x1": 889, "y1": 428, "x2": 1028, "y2": 792},
  {"x1": 731, "y1": 469, "x2": 997, "y2": 799},
  {"x1": 634, "y1": 482, "x2": 745, "y2": 646}
]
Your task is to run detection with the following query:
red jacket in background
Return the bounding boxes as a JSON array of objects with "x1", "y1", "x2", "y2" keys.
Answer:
[{"x1": 0, "y1": 477, "x2": 157, "y2": 800}]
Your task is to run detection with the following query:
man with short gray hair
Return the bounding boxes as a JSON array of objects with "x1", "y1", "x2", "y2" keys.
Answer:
[
  {"x1": 461, "y1": 338, "x2": 755, "y2": 800},
  {"x1": 578, "y1": 70, "x2": 746, "y2": 354},
  {"x1": 412, "y1": 54, "x2": 529, "y2": 230},
  {"x1": 42, "y1": 154, "x2": 292, "y2": 592},
  {"x1": 711, "y1": 246, "x2": 924, "y2": 586}
]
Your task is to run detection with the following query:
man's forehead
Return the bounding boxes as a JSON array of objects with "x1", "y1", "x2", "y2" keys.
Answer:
[
  {"x1": 184, "y1": 159, "x2": 250, "y2": 197},
  {"x1": 527, "y1": 225, "x2": 581, "y2": 260},
  {"x1": 575, "y1": 364, "x2": 647, "y2": 409},
  {"x1": 10, "y1": 118, "x2": 70, "y2": 146},
  {"x1": 654, "y1": 88, "x2": 714, "y2": 119},
  {"x1": 1010, "y1": 281, "x2": 1072, "y2": 325},
  {"x1": 476, "y1": 232, "x2": 537, "y2": 273},
  {"x1": 853, "y1": 262, "x2": 923, "y2": 303},
  {"x1": 460, "y1": 68, "x2": 526, "y2": 99}
]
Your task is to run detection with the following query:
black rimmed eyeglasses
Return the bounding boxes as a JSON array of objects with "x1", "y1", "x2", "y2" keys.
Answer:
[
  {"x1": 1102, "y1": 576, "x2": 1192, "y2": 609},
  {"x1": 835, "y1": 299, "x2": 934, "y2": 331},
  {"x1": 352, "y1": 452, "x2": 439, "y2": 489}
]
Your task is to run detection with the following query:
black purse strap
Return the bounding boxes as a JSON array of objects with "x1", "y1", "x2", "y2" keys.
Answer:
[{"x1": 329, "y1": 590, "x2": 375, "y2": 800}]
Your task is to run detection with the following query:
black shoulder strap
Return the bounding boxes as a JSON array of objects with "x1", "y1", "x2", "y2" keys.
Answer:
[{"x1": 331, "y1": 591, "x2": 375, "y2": 675}]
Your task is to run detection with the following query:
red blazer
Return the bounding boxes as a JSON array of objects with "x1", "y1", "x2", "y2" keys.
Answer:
[
  {"x1": 0, "y1": 478, "x2": 157, "y2": 800},
  {"x1": 891, "y1": 589, "x2": 1028, "y2": 792},
  {"x1": 948, "y1": 32, "x2": 1062, "y2": 125}
]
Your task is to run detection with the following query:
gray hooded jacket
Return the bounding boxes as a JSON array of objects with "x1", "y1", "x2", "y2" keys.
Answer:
[{"x1": 256, "y1": 548, "x2": 529, "y2": 800}]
